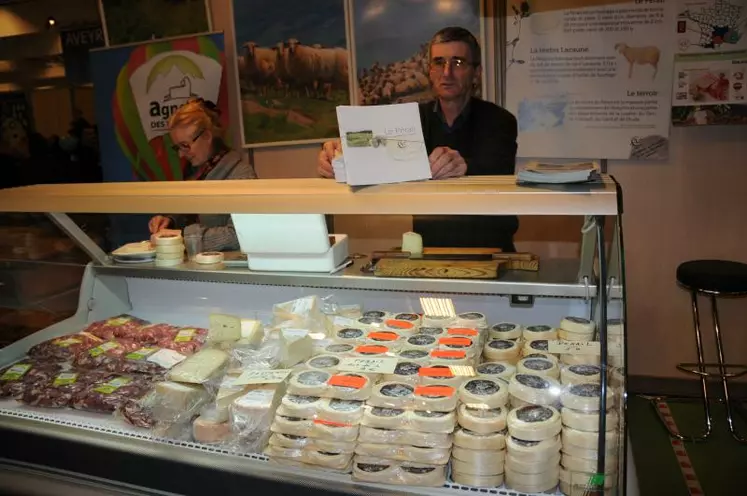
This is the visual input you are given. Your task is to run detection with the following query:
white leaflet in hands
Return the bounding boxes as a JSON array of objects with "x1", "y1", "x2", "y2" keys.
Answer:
[{"x1": 146, "y1": 348, "x2": 187, "y2": 369}]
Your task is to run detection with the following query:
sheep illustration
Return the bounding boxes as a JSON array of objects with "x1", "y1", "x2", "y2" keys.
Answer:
[
  {"x1": 614, "y1": 43, "x2": 660, "y2": 80},
  {"x1": 163, "y1": 77, "x2": 196, "y2": 102}
]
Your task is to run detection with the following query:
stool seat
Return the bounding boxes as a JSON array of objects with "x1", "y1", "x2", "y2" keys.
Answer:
[{"x1": 676, "y1": 259, "x2": 747, "y2": 296}]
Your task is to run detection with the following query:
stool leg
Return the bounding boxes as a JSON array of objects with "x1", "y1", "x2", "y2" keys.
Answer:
[
  {"x1": 710, "y1": 295, "x2": 747, "y2": 443},
  {"x1": 656, "y1": 292, "x2": 713, "y2": 441}
]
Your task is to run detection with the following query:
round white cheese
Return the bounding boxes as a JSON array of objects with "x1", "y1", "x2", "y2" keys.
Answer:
[
  {"x1": 409, "y1": 409, "x2": 457, "y2": 433},
  {"x1": 452, "y1": 452, "x2": 505, "y2": 476},
  {"x1": 607, "y1": 318, "x2": 624, "y2": 335},
  {"x1": 452, "y1": 445, "x2": 507, "y2": 465},
  {"x1": 523, "y1": 325, "x2": 558, "y2": 341},
  {"x1": 357, "y1": 426, "x2": 452, "y2": 448},
  {"x1": 278, "y1": 394, "x2": 323, "y2": 418},
  {"x1": 384, "y1": 318, "x2": 418, "y2": 335},
  {"x1": 558, "y1": 328, "x2": 594, "y2": 341},
  {"x1": 505, "y1": 434, "x2": 561, "y2": 462},
  {"x1": 154, "y1": 257, "x2": 183, "y2": 267},
  {"x1": 305, "y1": 354, "x2": 342, "y2": 372},
  {"x1": 153, "y1": 232, "x2": 183, "y2": 246},
  {"x1": 368, "y1": 382, "x2": 414, "y2": 409},
  {"x1": 352, "y1": 458, "x2": 397, "y2": 482},
  {"x1": 475, "y1": 361, "x2": 516, "y2": 382},
  {"x1": 323, "y1": 343, "x2": 356, "y2": 356},
  {"x1": 361, "y1": 406, "x2": 408, "y2": 430},
  {"x1": 194, "y1": 251, "x2": 224, "y2": 264},
  {"x1": 562, "y1": 442, "x2": 618, "y2": 461},
  {"x1": 288, "y1": 370, "x2": 332, "y2": 396},
  {"x1": 562, "y1": 453, "x2": 618, "y2": 474},
  {"x1": 451, "y1": 471, "x2": 504, "y2": 487},
  {"x1": 155, "y1": 243, "x2": 184, "y2": 254},
  {"x1": 489, "y1": 322, "x2": 523, "y2": 340},
  {"x1": 414, "y1": 384, "x2": 458, "y2": 412},
  {"x1": 454, "y1": 426, "x2": 507, "y2": 450},
  {"x1": 383, "y1": 361, "x2": 422, "y2": 384},
  {"x1": 354, "y1": 443, "x2": 450, "y2": 465},
  {"x1": 561, "y1": 364, "x2": 601, "y2": 385},
  {"x1": 517, "y1": 357, "x2": 560, "y2": 379},
  {"x1": 457, "y1": 404, "x2": 508, "y2": 433},
  {"x1": 319, "y1": 398, "x2": 365, "y2": 424},
  {"x1": 455, "y1": 311, "x2": 487, "y2": 329},
  {"x1": 561, "y1": 407, "x2": 619, "y2": 432},
  {"x1": 483, "y1": 339, "x2": 521, "y2": 362},
  {"x1": 560, "y1": 316, "x2": 595, "y2": 335},
  {"x1": 560, "y1": 353, "x2": 600, "y2": 366},
  {"x1": 397, "y1": 348, "x2": 431, "y2": 364},
  {"x1": 504, "y1": 467, "x2": 560, "y2": 493},
  {"x1": 508, "y1": 373, "x2": 562, "y2": 406},
  {"x1": 522, "y1": 339, "x2": 557, "y2": 358},
  {"x1": 418, "y1": 365, "x2": 466, "y2": 388},
  {"x1": 333, "y1": 327, "x2": 366, "y2": 344},
  {"x1": 560, "y1": 383, "x2": 616, "y2": 412},
  {"x1": 505, "y1": 451, "x2": 560, "y2": 474},
  {"x1": 405, "y1": 333, "x2": 438, "y2": 350},
  {"x1": 458, "y1": 377, "x2": 509, "y2": 409},
  {"x1": 507, "y1": 405, "x2": 562, "y2": 441},
  {"x1": 562, "y1": 426, "x2": 619, "y2": 450},
  {"x1": 324, "y1": 373, "x2": 372, "y2": 401},
  {"x1": 399, "y1": 463, "x2": 447, "y2": 487},
  {"x1": 422, "y1": 315, "x2": 455, "y2": 328}
]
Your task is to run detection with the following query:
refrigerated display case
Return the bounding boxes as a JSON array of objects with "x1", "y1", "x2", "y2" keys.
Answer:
[{"x1": 0, "y1": 176, "x2": 628, "y2": 496}]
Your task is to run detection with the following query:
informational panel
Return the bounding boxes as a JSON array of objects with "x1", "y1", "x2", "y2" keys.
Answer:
[
  {"x1": 505, "y1": 0, "x2": 677, "y2": 160},
  {"x1": 90, "y1": 33, "x2": 228, "y2": 182},
  {"x1": 671, "y1": 0, "x2": 747, "y2": 126},
  {"x1": 60, "y1": 25, "x2": 106, "y2": 85}
]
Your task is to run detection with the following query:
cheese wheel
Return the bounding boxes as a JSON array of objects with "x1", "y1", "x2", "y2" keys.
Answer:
[
  {"x1": 452, "y1": 445, "x2": 507, "y2": 465},
  {"x1": 610, "y1": 367, "x2": 625, "y2": 388},
  {"x1": 489, "y1": 322, "x2": 523, "y2": 340},
  {"x1": 153, "y1": 232, "x2": 183, "y2": 246},
  {"x1": 438, "y1": 335, "x2": 476, "y2": 356},
  {"x1": 562, "y1": 426, "x2": 619, "y2": 450},
  {"x1": 455, "y1": 312, "x2": 487, "y2": 329},
  {"x1": 355, "y1": 443, "x2": 450, "y2": 465},
  {"x1": 155, "y1": 243, "x2": 184, "y2": 254},
  {"x1": 268, "y1": 432, "x2": 309, "y2": 449},
  {"x1": 384, "y1": 361, "x2": 422, "y2": 384},
  {"x1": 562, "y1": 442, "x2": 618, "y2": 461},
  {"x1": 356, "y1": 315, "x2": 385, "y2": 329},
  {"x1": 452, "y1": 453, "x2": 505, "y2": 476},
  {"x1": 457, "y1": 404, "x2": 508, "y2": 433},
  {"x1": 334, "y1": 327, "x2": 366, "y2": 343},
  {"x1": 558, "y1": 329, "x2": 594, "y2": 341},
  {"x1": 523, "y1": 325, "x2": 558, "y2": 341},
  {"x1": 323, "y1": 343, "x2": 355, "y2": 356},
  {"x1": 475, "y1": 362, "x2": 516, "y2": 382},
  {"x1": 454, "y1": 427, "x2": 507, "y2": 450},
  {"x1": 402, "y1": 231, "x2": 423, "y2": 254},
  {"x1": 560, "y1": 467, "x2": 614, "y2": 490},
  {"x1": 561, "y1": 364, "x2": 602, "y2": 385},
  {"x1": 311, "y1": 419, "x2": 359, "y2": 442},
  {"x1": 560, "y1": 353, "x2": 600, "y2": 366},
  {"x1": 562, "y1": 407, "x2": 619, "y2": 432},
  {"x1": 504, "y1": 467, "x2": 560, "y2": 493},
  {"x1": 155, "y1": 251, "x2": 184, "y2": 261},
  {"x1": 418, "y1": 326, "x2": 445, "y2": 337},
  {"x1": 352, "y1": 458, "x2": 398, "y2": 482},
  {"x1": 154, "y1": 257, "x2": 183, "y2": 267},
  {"x1": 393, "y1": 312, "x2": 422, "y2": 325},
  {"x1": 405, "y1": 333, "x2": 438, "y2": 350},
  {"x1": 399, "y1": 463, "x2": 447, "y2": 487},
  {"x1": 305, "y1": 354, "x2": 341, "y2": 372},
  {"x1": 361, "y1": 406, "x2": 408, "y2": 429},
  {"x1": 384, "y1": 319, "x2": 418, "y2": 334},
  {"x1": 414, "y1": 384, "x2": 458, "y2": 412},
  {"x1": 194, "y1": 251, "x2": 224, "y2": 264},
  {"x1": 508, "y1": 374, "x2": 562, "y2": 406},
  {"x1": 279, "y1": 394, "x2": 323, "y2": 418},
  {"x1": 368, "y1": 382, "x2": 415, "y2": 409},
  {"x1": 507, "y1": 405, "x2": 562, "y2": 441},
  {"x1": 523, "y1": 352, "x2": 559, "y2": 363},
  {"x1": 319, "y1": 398, "x2": 365, "y2": 424},
  {"x1": 509, "y1": 395, "x2": 534, "y2": 409},
  {"x1": 422, "y1": 315, "x2": 455, "y2": 328},
  {"x1": 483, "y1": 339, "x2": 521, "y2": 362},
  {"x1": 607, "y1": 319, "x2": 624, "y2": 335},
  {"x1": 288, "y1": 370, "x2": 332, "y2": 396},
  {"x1": 522, "y1": 339, "x2": 556, "y2": 357},
  {"x1": 562, "y1": 453, "x2": 618, "y2": 474},
  {"x1": 323, "y1": 373, "x2": 372, "y2": 401},
  {"x1": 458, "y1": 378, "x2": 509, "y2": 409},
  {"x1": 397, "y1": 348, "x2": 430, "y2": 364},
  {"x1": 560, "y1": 383, "x2": 616, "y2": 412},
  {"x1": 451, "y1": 472, "x2": 504, "y2": 487},
  {"x1": 304, "y1": 450, "x2": 354, "y2": 470},
  {"x1": 357, "y1": 426, "x2": 452, "y2": 448},
  {"x1": 271, "y1": 415, "x2": 313, "y2": 437},
  {"x1": 361, "y1": 310, "x2": 390, "y2": 320},
  {"x1": 409, "y1": 409, "x2": 457, "y2": 433},
  {"x1": 506, "y1": 435, "x2": 561, "y2": 462},
  {"x1": 517, "y1": 357, "x2": 560, "y2": 380},
  {"x1": 264, "y1": 444, "x2": 303, "y2": 460},
  {"x1": 505, "y1": 452, "x2": 561, "y2": 474},
  {"x1": 560, "y1": 316, "x2": 596, "y2": 335}
]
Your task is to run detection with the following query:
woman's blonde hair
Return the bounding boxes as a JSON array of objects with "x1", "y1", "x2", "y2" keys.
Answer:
[{"x1": 168, "y1": 97, "x2": 223, "y2": 140}]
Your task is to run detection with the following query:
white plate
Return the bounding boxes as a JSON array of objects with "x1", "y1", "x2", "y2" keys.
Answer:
[
  {"x1": 113, "y1": 256, "x2": 155, "y2": 265},
  {"x1": 112, "y1": 241, "x2": 156, "y2": 257}
]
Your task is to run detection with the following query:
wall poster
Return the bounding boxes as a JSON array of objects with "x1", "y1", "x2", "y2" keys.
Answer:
[
  {"x1": 505, "y1": 0, "x2": 677, "y2": 160},
  {"x1": 232, "y1": 0, "x2": 352, "y2": 147}
]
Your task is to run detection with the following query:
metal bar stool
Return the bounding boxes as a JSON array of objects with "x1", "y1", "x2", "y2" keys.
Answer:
[{"x1": 654, "y1": 259, "x2": 747, "y2": 443}]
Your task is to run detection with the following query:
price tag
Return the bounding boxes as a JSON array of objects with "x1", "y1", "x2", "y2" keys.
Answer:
[
  {"x1": 174, "y1": 329, "x2": 196, "y2": 343},
  {"x1": 447, "y1": 328, "x2": 479, "y2": 337},
  {"x1": 88, "y1": 341, "x2": 119, "y2": 357},
  {"x1": 313, "y1": 418, "x2": 351, "y2": 427},
  {"x1": 548, "y1": 340, "x2": 601, "y2": 355},
  {"x1": 125, "y1": 347, "x2": 159, "y2": 360},
  {"x1": 419, "y1": 367, "x2": 455, "y2": 378},
  {"x1": 234, "y1": 369, "x2": 292, "y2": 386},
  {"x1": 354, "y1": 345, "x2": 389, "y2": 355},
  {"x1": 368, "y1": 331, "x2": 398, "y2": 341},
  {"x1": 608, "y1": 341, "x2": 623, "y2": 356},
  {"x1": 147, "y1": 349, "x2": 187, "y2": 369},
  {"x1": 93, "y1": 376, "x2": 132, "y2": 394},
  {"x1": 338, "y1": 356, "x2": 398, "y2": 374},
  {"x1": 1, "y1": 363, "x2": 31, "y2": 381},
  {"x1": 431, "y1": 350, "x2": 466, "y2": 359},
  {"x1": 385, "y1": 319, "x2": 414, "y2": 330},
  {"x1": 328, "y1": 374, "x2": 367, "y2": 389},
  {"x1": 53, "y1": 372, "x2": 78, "y2": 386},
  {"x1": 54, "y1": 338, "x2": 82, "y2": 347},
  {"x1": 414, "y1": 385, "x2": 455, "y2": 397},
  {"x1": 438, "y1": 337, "x2": 473, "y2": 346}
]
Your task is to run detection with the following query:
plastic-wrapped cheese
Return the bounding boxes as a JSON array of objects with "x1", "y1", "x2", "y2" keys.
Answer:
[
  {"x1": 523, "y1": 325, "x2": 558, "y2": 341},
  {"x1": 507, "y1": 405, "x2": 561, "y2": 441},
  {"x1": 504, "y1": 451, "x2": 560, "y2": 473},
  {"x1": 305, "y1": 354, "x2": 341, "y2": 372},
  {"x1": 422, "y1": 315, "x2": 455, "y2": 328},
  {"x1": 384, "y1": 361, "x2": 422, "y2": 384},
  {"x1": 304, "y1": 449, "x2": 354, "y2": 470},
  {"x1": 455, "y1": 312, "x2": 487, "y2": 329},
  {"x1": 430, "y1": 349, "x2": 470, "y2": 366},
  {"x1": 522, "y1": 339, "x2": 556, "y2": 357},
  {"x1": 483, "y1": 339, "x2": 521, "y2": 362},
  {"x1": 405, "y1": 333, "x2": 438, "y2": 350},
  {"x1": 323, "y1": 373, "x2": 372, "y2": 401},
  {"x1": 437, "y1": 336, "x2": 477, "y2": 357},
  {"x1": 365, "y1": 330, "x2": 403, "y2": 349},
  {"x1": 452, "y1": 472, "x2": 504, "y2": 487},
  {"x1": 418, "y1": 326, "x2": 445, "y2": 337},
  {"x1": 368, "y1": 382, "x2": 414, "y2": 409},
  {"x1": 409, "y1": 410, "x2": 458, "y2": 433},
  {"x1": 333, "y1": 327, "x2": 366, "y2": 343},
  {"x1": 607, "y1": 318, "x2": 624, "y2": 335},
  {"x1": 560, "y1": 383, "x2": 616, "y2": 412},
  {"x1": 560, "y1": 353, "x2": 600, "y2": 366},
  {"x1": 361, "y1": 406, "x2": 408, "y2": 429},
  {"x1": 517, "y1": 357, "x2": 560, "y2": 379},
  {"x1": 168, "y1": 348, "x2": 229, "y2": 384},
  {"x1": 562, "y1": 407, "x2": 619, "y2": 432},
  {"x1": 505, "y1": 435, "x2": 561, "y2": 462},
  {"x1": 357, "y1": 426, "x2": 452, "y2": 448},
  {"x1": 384, "y1": 319, "x2": 418, "y2": 334},
  {"x1": 419, "y1": 365, "x2": 466, "y2": 388},
  {"x1": 458, "y1": 378, "x2": 509, "y2": 409},
  {"x1": 560, "y1": 364, "x2": 601, "y2": 385},
  {"x1": 319, "y1": 398, "x2": 365, "y2": 424},
  {"x1": 508, "y1": 373, "x2": 562, "y2": 406},
  {"x1": 558, "y1": 329, "x2": 594, "y2": 341},
  {"x1": 475, "y1": 361, "x2": 516, "y2": 382},
  {"x1": 562, "y1": 442, "x2": 618, "y2": 461},
  {"x1": 562, "y1": 453, "x2": 618, "y2": 474},
  {"x1": 355, "y1": 443, "x2": 450, "y2": 464},
  {"x1": 413, "y1": 384, "x2": 458, "y2": 412},
  {"x1": 323, "y1": 343, "x2": 356, "y2": 356},
  {"x1": 452, "y1": 452, "x2": 505, "y2": 476},
  {"x1": 154, "y1": 381, "x2": 210, "y2": 421},
  {"x1": 457, "y1": 404, "x2": 507, "y2": 433},
  {"x1": 489, "y1": 322, "x2": 523, "y2": 340},
  {"x1": 287, "y1": 370, "x2": 331, "y2": 396},
  {"x1": 560, "y1": 316, "x2": 595, "y2": 335},
  {"x1": 393, "y1": 312, "x2": 422, "y2": 324},
  {"x1": 454, "y1": 427, "x2": 507, "y2": 450},
  {"x1": 278, "y1": 394, "x2": 323, "y2": 418},
  {"x1": 452, "y1": 445, "x2": 506, "y2": 465},
  {"x1": 397, "y1": 348, "x2": 430, "y2": 364},
  {"x1": 562, "y1": 426, "x2": 619, "y2": 450},
  {"x1": 504, "y1": 466, "x2": 560, "y2": 493}
]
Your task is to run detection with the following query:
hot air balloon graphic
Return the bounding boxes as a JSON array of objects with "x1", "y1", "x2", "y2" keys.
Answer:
[{"x1": 111, "y1": 36, "x2": 227, "y2": 181}]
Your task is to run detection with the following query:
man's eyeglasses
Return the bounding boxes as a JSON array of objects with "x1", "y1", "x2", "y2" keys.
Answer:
[
  {"x1": 171, "y1": 128, "x2": 205, "y2": 152},
  {"x1": 429, "y1": 57, "x2": 474, "y2": 73}
]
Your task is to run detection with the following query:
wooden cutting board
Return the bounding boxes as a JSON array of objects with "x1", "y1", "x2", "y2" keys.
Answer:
[{"x1": 374, "y1": 258, "x2": 504, "y2": 279}]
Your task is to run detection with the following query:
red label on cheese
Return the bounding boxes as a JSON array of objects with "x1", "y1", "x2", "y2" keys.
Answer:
[
  {"x1": 439, "y1": 337, "x2": 473, "y2": 347},
  {"x1": 447, "y1": 328, "x2": 479, "y2": 337},
  {"x1": 328, "y1": 375, "x2": 366, "y2": 389},
  {"x1": 414, "y1": 385, "x2": 455, "y2": 397},
  {"x1": 368, "y1": 331, "x2": 398, "y2": 342},
  {"x1": 431, "y1": 350, "x2": 467, "y2": 359},
  {"x1": 355, "y1": 345, "x2": 389, "y2": 355},
  {"x1": 385, "y1": 319, "x2": 414, "y2": 330},
  {"x1": 313, "y1": 418, "x2": 351, "y2": 428},
  {"x1": 418, "y1": 367, "x2": 455, "y2": 378}
]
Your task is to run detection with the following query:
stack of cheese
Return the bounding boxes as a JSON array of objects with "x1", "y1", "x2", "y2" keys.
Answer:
[
  {"x1": 558, "y1": 317, "x2": 598, "y2": 366},
  {"x1": 488, "y1": 322, "x2": 523, "y2": 342},
  {"x1": 266, "y1": 369, "x2": 372, "y2": 472},
  {"x1": 152, "y1": 231, "x2": 184, "y2": 267},
  {"x1": 450, "y1": 377, "x2": 509, "y2": 487},
  {"x1": 352, "y1": 380, "x2": 457, "y2": 486},
  {"x1": 483, "y1": 338, "x2": 521, "y2": 365},
  {"x1": 607, "y1": 319, "x2": 624, "y2": 368},
  {"x1": 559, "y1": 383, "x2": 618, "y2": 495},
  {"x1": 505, "y1": 405, "x2": 563, "y2": 493}
]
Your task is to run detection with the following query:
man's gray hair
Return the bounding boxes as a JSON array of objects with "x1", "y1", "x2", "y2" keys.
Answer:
[{"x1": 429, "y1": 26, "x2": 481, "y2": 66}]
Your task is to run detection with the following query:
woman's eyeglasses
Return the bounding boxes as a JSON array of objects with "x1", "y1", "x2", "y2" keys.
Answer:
[
  {"x1": 171, "y1": 128, "x2": 205, "y2": 152},
  {"x1": 429, "y1": 57, "x2": 474, "y2": 73}
]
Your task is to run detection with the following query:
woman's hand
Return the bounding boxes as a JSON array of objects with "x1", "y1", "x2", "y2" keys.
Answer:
[
  {"x1": 148, "y1": 215, "x2": 171, "y2": 234},
  {"x1": 429, "y1": 146, "x2": 467, "y2": 179},
  {"x1": 317, "y1": 139, "x2": 341, "y2": 178}
]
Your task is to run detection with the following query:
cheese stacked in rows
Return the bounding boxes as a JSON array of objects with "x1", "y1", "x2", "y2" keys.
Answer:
[
  {"x1": 558, "y1": 317, "x2": 599, "y2": 366},
  {"x1": 153, "y1": 231, "x2": 185, "y2": 267},
  {"x1": 505, "y1": 405, "x2": 563, "y2": 493},
  {"x1": 559, "y1": 382, "x2": 619, "y2": 495},
  {"x1": 450, "y1": 377, "x2": 510, "y2": 487}
]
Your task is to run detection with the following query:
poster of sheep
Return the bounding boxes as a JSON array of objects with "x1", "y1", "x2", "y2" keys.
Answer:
[
  {"x1": 232, "y1": 0, "x2": 352, "y2": 147},
  {"x1": 350, "y1": 0, "x2": 484, "y2": 106}
]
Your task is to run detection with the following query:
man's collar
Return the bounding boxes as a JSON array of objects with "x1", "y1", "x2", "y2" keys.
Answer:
[{"x1": 433, "y1": 97, "x2": 473, "y2": 127}]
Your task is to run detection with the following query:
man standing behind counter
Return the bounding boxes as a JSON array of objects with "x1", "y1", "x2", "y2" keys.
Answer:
[{"x1": 318, "y1": 26, "x2": 519, "y2": 252}]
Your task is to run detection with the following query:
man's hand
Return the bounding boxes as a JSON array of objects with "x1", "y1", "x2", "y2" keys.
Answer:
[
  {"x1": 148, "y1": 215, "x2": 171, "y2": 234},
  {"x1": 317, "y1": 139, "x2": 341, "y2": 178},
  {"x1": 429, "y1": 146, "x2": 467, "y2": 179}
]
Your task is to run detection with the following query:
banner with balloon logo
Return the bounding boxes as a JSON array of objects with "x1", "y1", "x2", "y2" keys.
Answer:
[{"x1": 91, "y1": 33, "x2": 228, "y2": 183}]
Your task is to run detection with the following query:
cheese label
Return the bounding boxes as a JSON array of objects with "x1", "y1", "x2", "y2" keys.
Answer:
[
  {"x1": 431, "y1": 350, "x2": 466, "y2": 359},
  {"x1": 414, "y1": 385, "x2": 455, "y2": 397},
  {"x1": 1, "y1": 363, "x2": 31, "y2": 381},
  {"x1": 53, "y1": 372, "x2": 78, "y2": 386},
  {"x1": 385, "y1": 319, "x2": 414, "y2": 330},
  {"x1": 313, "y1": 418, "x2": 351, "y2": 428},
  {"x1": 419, "y1": 366, "x2": 455, "y2": 378},
  {"x1": 447, "y1": 328, "x2": 479, "y2": 337},
  {"x1": 125, "y1": 347, "x2": 158, "y2": 360},
  {"x1": 338, "y1": 356, "x2": 398, "y2": 374},
  {"x1": 93, "y1": 376, "x2": 132, "y2": 394},
  {"x1": 107, "y1": 317, "x2": 131, "y2": 326},
  {"x1": 147, "y1": 348, "x2": 187, "y2": 369},
  {"x1": 79, "y1": 332, "x2": 104, "y2": 342},
  {"x1": 174, "y1": 329, "x2": 196, "y2": 342},
  {"x1": 355, "y1": 345, "x2": 389, "y2": 355},
  {"x1": 54, "y1": 338, "x2": 82, "y2": 347},
  {"x1": 234, "y1": 368, "x2": 292, "y2": 386},
  {"x1": 88, "y1": 341, "x2": 119, "y2": 357},
  {"x1": 548, "y1": 340, "x2": 600, "y2": 355},
  {"x1": 327, "y1": 374, "x2": 366, "y2": 389},
  {"x1": 368, "y1": 331, "x2": 398, "y2": 342},
  {"x1": 439, "y1": 337, "x2": 472, "y2": 347}
]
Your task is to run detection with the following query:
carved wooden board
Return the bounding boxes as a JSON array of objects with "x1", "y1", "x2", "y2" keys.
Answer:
[{"x1": 374, "y1": 258, "x2": 503, "y2": 279}]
